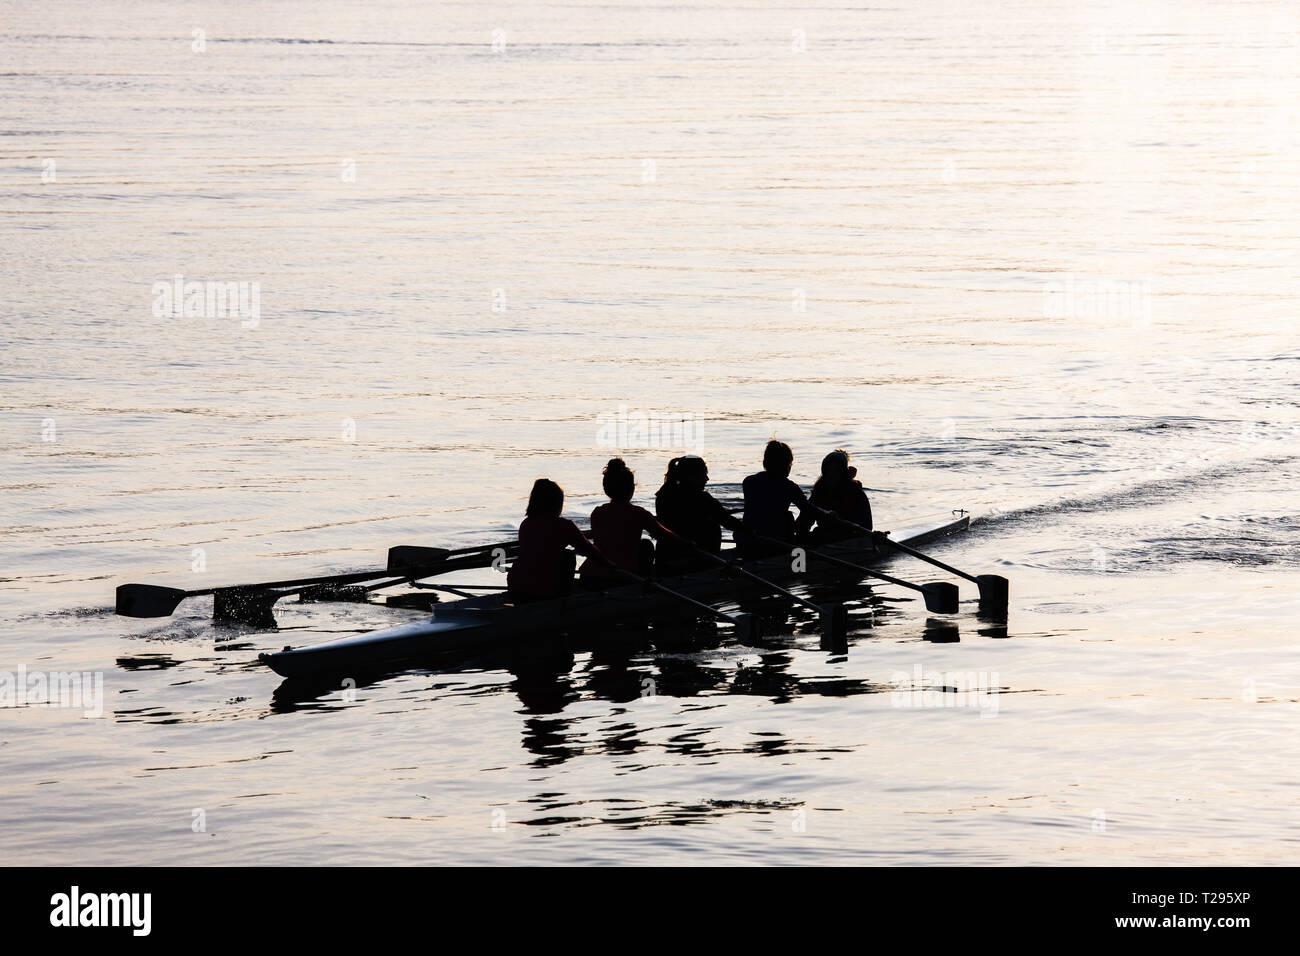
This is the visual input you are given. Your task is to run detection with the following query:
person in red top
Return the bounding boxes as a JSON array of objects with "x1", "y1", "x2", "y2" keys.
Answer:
[
  {"x1": 507, "y1": 478, "x2": 609, "y2": 602},
  {"x1": 580, "y1": 458, "x2": 670, "y2": 585}
]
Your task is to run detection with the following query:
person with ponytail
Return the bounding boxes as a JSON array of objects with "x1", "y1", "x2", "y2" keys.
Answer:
[
  {"x1": 798, "y1": 448, "x2": 873, "y2": 544},
  {"x1": 507, "y1": 478, "x2": 610, "y2": 602},
  {"x1": 653, "y1": 454, "x2": 744, "y2": 568},
  {"x1": 578, "y1": 458, "x2": 670, "y2": 585}
]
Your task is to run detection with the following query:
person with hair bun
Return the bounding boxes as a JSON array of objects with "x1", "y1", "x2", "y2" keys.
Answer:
[
  {"x1": 798, "y1": 449, "x2": 873, "y2": 544},
  {"x1": 507, "y1": 478, "x2": 610, "y2": 602},
  {"x1": 653, "y1": 455, "x2": 744, "y2": 569},
  {"x1": 578, "y1": 458, "x2": 670, "y2": 585}
]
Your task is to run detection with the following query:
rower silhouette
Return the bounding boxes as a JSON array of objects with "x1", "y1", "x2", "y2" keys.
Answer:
[
  {"x1": 799, "y1": 448, "x2": 873, "y2": 545},
  {"x1": 654, "y1": 455, "x2": 744, "y2": 571},
  {"x1": 579, "y1": 458, "x2": 670, "y2": 587},
  {"x1": 507, "y1": 478, "x2": 609, "y2": 602},
  {"x1": 740, "y1": 440, "x2": 825, "y2": 557}
]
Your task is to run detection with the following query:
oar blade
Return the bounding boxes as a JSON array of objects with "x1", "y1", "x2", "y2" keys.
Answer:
[
  {"x1": 386, "y1": 546, "x2": 451, "y2": 574},
  {"x1": 115, "y1": 584, "x2": 189, "y2": 618},
  {"x1": 819, "y1": 603, "x2": 849, "y2": 651},
  {"x1": 974, "y1": 574, "x2": 1009, "y2": 613},
  {"x1": 920, "y1": 581, "x2": 960, "y2": 615},
  {"x1": 730, "y1": 612, "x2": 762, "y2": 643}
]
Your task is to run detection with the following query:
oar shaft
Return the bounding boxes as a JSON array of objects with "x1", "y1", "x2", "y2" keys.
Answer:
[
  {"x1": 876, "y1": 536, "x2": 976, "y2": 583},
  {"x1": 160, "y1": 565, "x2": 430, "y2": 604},
  {"x1": 745, "y1": 529, "x2": 923, "y2": 595},
  {"x1": 834, "y1": 517, "x2": 978, "y2": 584},
  {"x1": 724, "y1": 561, "x2": 822, "y2": 611},
  {"x1": 216, "y1": 542, "x2": 509, "y2": 599},
  {"x1": 663, "y1": 530, "x2": 823, "y2": 613},
  {"x1": 443, "y1": 540, "x2": 519, "y2": 559},
  {"x1": 230, "y1": 549, "x2": 478, "y2": 601},
  {"x1": 609, "y1": 569, "x2": 744, "y2": 626}
]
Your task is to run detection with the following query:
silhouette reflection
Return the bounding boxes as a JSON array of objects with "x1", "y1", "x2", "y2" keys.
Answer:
[{"x1": 261, "y1": 575, "x2": 1008, "y2": 777}]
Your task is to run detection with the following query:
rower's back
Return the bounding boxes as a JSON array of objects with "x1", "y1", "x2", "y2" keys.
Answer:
[
  {"x1": 740, "y1": 440, "x2": 810, "y2": 553},
  {"x1": 804, "y1": 449, "x2": 873, "y2": 544},
  {"x1": 507, "y1": 478, "x2": 600, "y2": 602},
  {"x1": 654, "y1": 455, "x2": 736, "y2": 566},
  {"x1": 580, "y1": 458, "x2": 659, "y2": 581}
]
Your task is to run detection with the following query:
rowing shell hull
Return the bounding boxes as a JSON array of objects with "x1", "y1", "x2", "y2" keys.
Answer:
[{"x1": 259, "y1": 514, "x2": 970, "y2": 679}]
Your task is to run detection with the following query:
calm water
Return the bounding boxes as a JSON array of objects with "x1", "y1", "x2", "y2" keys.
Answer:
[{"x1": 2, "y1": 0, "x2": 1298, "y2": 864}]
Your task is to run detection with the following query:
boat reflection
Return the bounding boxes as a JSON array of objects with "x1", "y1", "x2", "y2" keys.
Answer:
[
  {"x1": 115, "y1": 654, "x2": 183, "y2": 671},
  {"x1": 976, "y1": 607, "x2": 1009, "y2": 638},
  {"x1": 922, "y1": 618, "x2": 960, "y2": 643}
]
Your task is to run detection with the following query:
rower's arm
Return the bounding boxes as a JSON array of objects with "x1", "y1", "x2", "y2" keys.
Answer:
[
  {"x1": 719, "y1": 505, "x2": 745, "y2": 534},
  {"x1": 564, "y1": 520, "x2": 602, "y2": 559},
  {"x1": 795, "y1": 493, "x2": 818, "y2": 536},
  {"x1": 635, "y1": 505, "x2": 670, "y2": 540},
  {"x1": 790, "y1": 481, "x2": 835, "y2": 532}
]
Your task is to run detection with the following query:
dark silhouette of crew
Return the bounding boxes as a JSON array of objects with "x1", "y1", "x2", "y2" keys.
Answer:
[
  {"x1": 654, "y1": 455, "x2": 744, "y2": 570},
  {"x1": 579, "y1": 458, "x2": 670, "y2": 586},
  {"x1": 507, "y1": 478, "x2": 609, "y2": 602},
  {"x1": 740, "y1": 440, "x2": 825, "y2": 556},
  {"x1": 799, "y1": 448, "x2": 873, "y2": 544}
]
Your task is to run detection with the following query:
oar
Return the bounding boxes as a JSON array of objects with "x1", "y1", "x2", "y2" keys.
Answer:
[
  {"x1": 408, "y1": 541, "x2": 763, "y2": 638},
  {"x1": 830, "y1": 516, "x2": 1009, "y2": 611},
  {"x1": 608, "y1": 568, "x2": 761, "y2": 642},
  {"x1": 740, "y1": 528, "x2": 959, "y2": 614},
  {"x1": 303, "y1": 572, "x2": 508, "y2": 605},
  {"x1": 271, "y1": 546, "x2": 516, "y2": 617},
  {"x1": 115, "y1": 547, "x2": 453, "y2": 619},
  {"x1": 662, "y1": 533, "x2": 847, "y2": 643},
  {"x1": 390, "y1": 541, "x2": 519, "y2": 569}
]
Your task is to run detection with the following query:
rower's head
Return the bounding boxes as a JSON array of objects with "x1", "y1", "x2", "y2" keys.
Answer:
[
  {"x1": 602, "y1": 457, "x2": 635, "y2": 502},
  {"x1": 525, "y1": 478, "x2": 565, "y2": 518},
  {"x1": 665, "y1": 454, "x2": 709, "y2": 492},
  {"x1": 763, "y1": 439, "x2": 793, "y2": 478},
  {"x1": 815, "y1": 449, "x2": 857, "y2": 493},
  {"x1": 821, "y1": 448, "x2": 852, "y2": 480}
]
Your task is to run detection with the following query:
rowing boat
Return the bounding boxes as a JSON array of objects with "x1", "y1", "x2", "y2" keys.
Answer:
[{"x1": 259, "y1": 512, "x2": 972, "y2": 680}]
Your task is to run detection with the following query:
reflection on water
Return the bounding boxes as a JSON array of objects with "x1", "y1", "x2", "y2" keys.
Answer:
[
  {"x1": 115, "y1": 654, "x2": 182, "y2": 671},
  {"x1": 243, "y1": 598, "x2": 980, "y2": 783},
  {"x1": 517, "y1": 794, "x2": 810, "y2": 830},
  {"x1": 922, "y1": 619, "x2": 961, "y2": 643}
]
